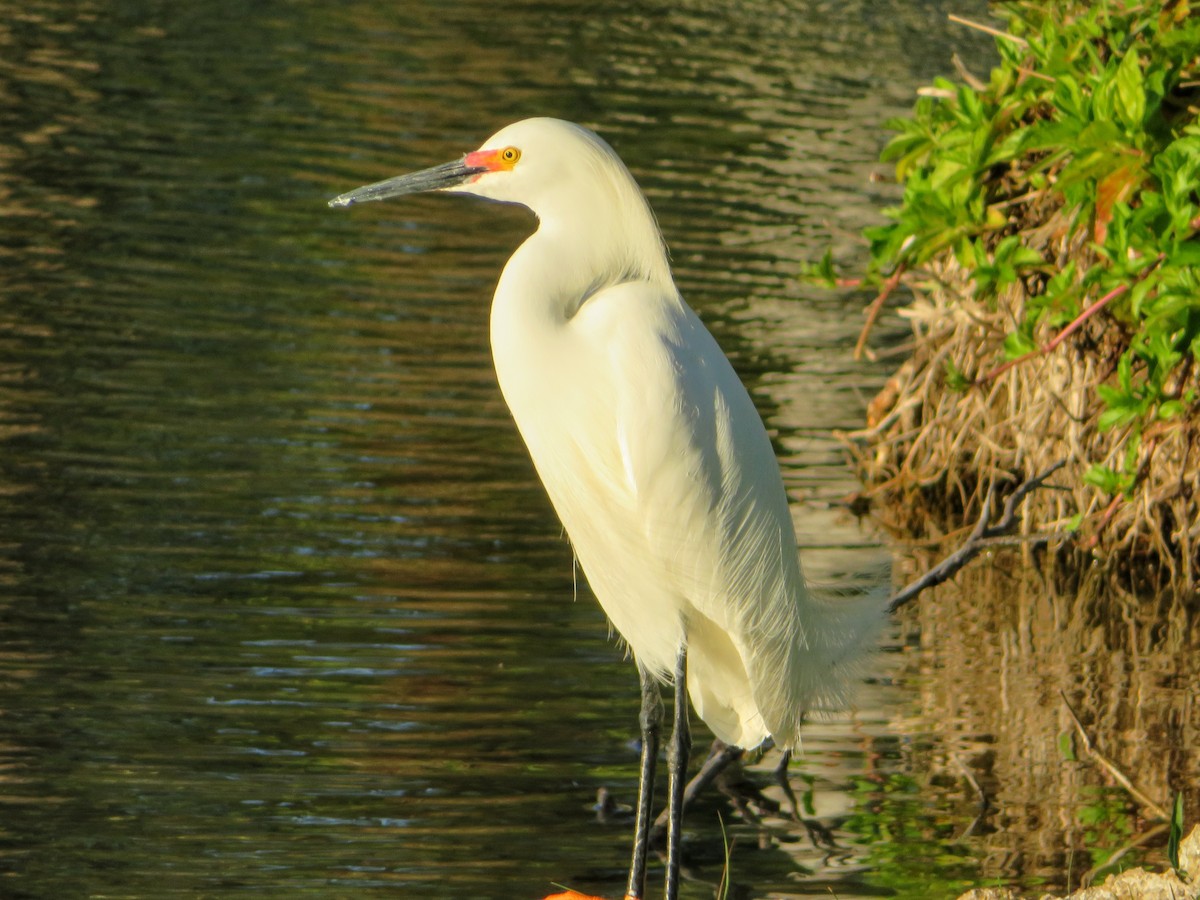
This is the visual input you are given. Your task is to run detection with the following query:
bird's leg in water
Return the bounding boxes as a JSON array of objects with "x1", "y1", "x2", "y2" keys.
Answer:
[
  {"x1": 626, "y1": 665, "x2": 663, "y2": 900},
  {"x1": 665, "y1": 648, "x2": 690, "y2": 900}
]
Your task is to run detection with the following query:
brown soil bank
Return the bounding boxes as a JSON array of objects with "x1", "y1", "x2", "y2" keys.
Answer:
[{"x1": 844, "y1": 3, "x2": 1200, "y2": 594}]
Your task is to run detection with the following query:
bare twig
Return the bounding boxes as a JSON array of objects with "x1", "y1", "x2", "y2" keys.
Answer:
[
  {"x1": 981, "y1": 254, "x2": 1165, "y2": 384},
  {"x1": 982, "y1": 283, "x2": 1129, "y2": 382},
  {"x1": 1061, "y1": 690, "x2": 1169, "y2": 820},
  {"x1": 854, "y1": 265, "x2": 906, "y2": 361},
  {"x1": 948, "y1": 13, "x2": 1029, "y2": 46},
  {"x1": 1081, "y1": 494, "x2": 1123, "y2": 549},
  {"x1": 886, "y1": 460, "x2": 1068, "y2": 613},
  {"x1": 951, "y1": 53, "x2": 989, "y2": 93}
]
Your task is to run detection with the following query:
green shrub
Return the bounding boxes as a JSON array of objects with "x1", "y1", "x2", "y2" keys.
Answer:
[{"x1": 864, "y1": 1, "x2": 1200, "y2": 496}]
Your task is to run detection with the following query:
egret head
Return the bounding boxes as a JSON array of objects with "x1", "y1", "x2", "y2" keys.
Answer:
[
  {"x1": 447, "y1": 118, "x2": 627, "y2": 211},
  {"x1": 330, "y1": 117, "x2": 672, "y2": 291},
  {"x1": 331, "y1": 118, "x2": 643, "y2": 220}
]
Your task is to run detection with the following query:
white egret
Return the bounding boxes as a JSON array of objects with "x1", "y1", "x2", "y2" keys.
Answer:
[{"x1": 330, "y1": 118, "x2": 879, "y2": 900}]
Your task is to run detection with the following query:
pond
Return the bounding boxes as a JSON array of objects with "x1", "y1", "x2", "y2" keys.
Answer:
[{"x1": 2, "y1": 1, "x2": 1194, "y2": 898}]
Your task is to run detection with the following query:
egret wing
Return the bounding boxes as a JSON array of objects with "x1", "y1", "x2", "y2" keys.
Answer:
[{"x1": 564, "y1": 283, "x2": 813, "y2": 747}]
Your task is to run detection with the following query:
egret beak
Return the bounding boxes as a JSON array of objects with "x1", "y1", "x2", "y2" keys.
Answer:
[{"x1": 328, "y1": 158, "x2": 488, "y2": 208}]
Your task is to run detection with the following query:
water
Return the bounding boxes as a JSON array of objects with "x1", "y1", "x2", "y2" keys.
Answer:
[{"x1": 4, "y1": 1, "x2": 1196, "y2": 898}]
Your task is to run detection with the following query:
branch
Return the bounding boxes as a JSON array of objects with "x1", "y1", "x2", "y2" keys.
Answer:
[
  {"x1": 1061, "y1": 690, "x2": 1168, "y2": 820},
  {"x1": 854, "y1": 265, "x2": 906, "y2": 361},
  {"x1": 947, "y1": 13, "x2": 1029, "y2": 47},
  {"x1": 981, "y1": 254, "x2": 1165, "y2": 384},
  {"x1": 648, "y1": 740, "x2": 746, "y2": 844},
  {"x1": 885, "y1": 460, "x2": 1067, "y2": 613},
  {"x1": 982, "y1": 284, "x2": 1128, "y2": 383}
]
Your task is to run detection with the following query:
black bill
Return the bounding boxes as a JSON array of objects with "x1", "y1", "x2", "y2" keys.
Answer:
[{"x1": 328, "y1": 158, "x2": 487, "y2": 208}]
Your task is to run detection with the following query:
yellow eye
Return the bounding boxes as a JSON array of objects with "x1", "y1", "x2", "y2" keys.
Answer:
[{"x1": 501, "y1": 146, "x2": 521, "y2": 165}]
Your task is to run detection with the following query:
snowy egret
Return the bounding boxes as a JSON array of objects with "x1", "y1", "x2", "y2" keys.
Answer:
[{"x1": 330, "y1": 118, "x2": 878, "y2": 900}]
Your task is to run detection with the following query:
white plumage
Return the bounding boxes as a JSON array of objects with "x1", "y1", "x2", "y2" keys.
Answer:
[
  {"x1": 330, "y1": 119, "x2": 879, "y2": 894},
  {"x1": 333, "y1": 117, "x2": 876, "y2": 750}
]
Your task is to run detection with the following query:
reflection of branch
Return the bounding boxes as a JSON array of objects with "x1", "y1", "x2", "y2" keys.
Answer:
[
  {"x1": 886, "y1": 460, "x2": 1068, "y2": 614},
  {"x1": 952, "y1": 753, "x2": 991, "y2": 840},
  {"x1": 1081, "y1": 823, "x2": 1169, "y2": 888},
  {"x1": 952, "y1": 753, "x2": 988, "y2": 809},
  {"x1": 1061, "y1": 690, "x2": 1169, "y2": 820},
  {"x1": 648, "y1": 740, "x2": 745, "y2": 844}
]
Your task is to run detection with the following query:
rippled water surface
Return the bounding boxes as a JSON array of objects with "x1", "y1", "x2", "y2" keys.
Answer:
[{"x1": 8, "y1": 2, "x2": 1193, "y2": 899}]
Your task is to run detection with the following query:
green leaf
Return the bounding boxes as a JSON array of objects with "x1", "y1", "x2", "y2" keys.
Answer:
[
  {"x1": 1167, "y1": 792, "x2": 1185, "y2": 875},
  {"x1": 1009, "y1": 246, "x2": 1046, "y2": 269},
  {"x1": 1003, "y1": 331, "x2": 1037, "y2": 360},
  {"x1": 1083, "y1": 464, "x2": 1133, "y2": 495},
  {"x1": 1113, "y1": 48, "x2": 1146, "y2": 130},
  {"x1": 1158, "y1": 399, "x2": 1185, "y2": 420},
  {"x1": 1057, "y1": 730, "x2": 1077, "y2": 761},
  {"x1": 943, "y1": 359, "x2": 971, "y2": 392},
  {"x1": 1097, "y1": 405, "x2": 1138, "y2": 431},
  {"x1": 799, "y1": 248, "x2": 839, "y2": 288},
  {"x1": 1118, "y1": 353, "x2": 1134, "y2": 394}
]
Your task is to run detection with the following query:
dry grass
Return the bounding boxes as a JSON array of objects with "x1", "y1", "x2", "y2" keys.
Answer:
[{"x1": 845, "y1": 243, "x2": 1200, "y2": 594}]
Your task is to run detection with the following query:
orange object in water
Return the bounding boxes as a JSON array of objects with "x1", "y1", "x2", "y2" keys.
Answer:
[{"x1": 540, "y1": 892, "x2": 613, "y2": 900}]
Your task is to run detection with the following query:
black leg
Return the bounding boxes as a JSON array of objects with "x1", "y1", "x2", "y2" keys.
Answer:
[
  {"x1": 626, "y1": 664, "x2": 663, "y2": 900},
  {"x1": 664, "y1": 647, "x2": 690, "y2": 900}
]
